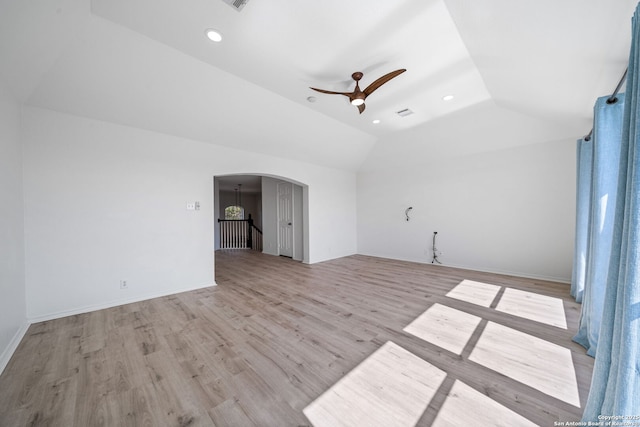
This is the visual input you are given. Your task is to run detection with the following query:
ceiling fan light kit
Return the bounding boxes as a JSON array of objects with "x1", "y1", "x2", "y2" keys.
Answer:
[
  {"x1": 351, "y1": 95, "x2": 365, "y2": 106},
  {"x1": 310, "y1": 69, "x2": 406, "y2": 114}
]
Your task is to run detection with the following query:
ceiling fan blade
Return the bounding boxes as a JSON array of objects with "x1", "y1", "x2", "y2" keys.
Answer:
[
  {"x1": 358, "y1": 103, "x2": 366, "y2": 114},
  {"x1": 363, "y1": 69, "x2": 406, "y2": 97},
  {"x1": 309, "y1": 87, "x2": 353, "y2": 96}
]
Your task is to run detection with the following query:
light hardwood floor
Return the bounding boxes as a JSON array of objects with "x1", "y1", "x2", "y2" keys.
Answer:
[{"x1": 0, "y1": 251, "x2": 593, "y2": 426}]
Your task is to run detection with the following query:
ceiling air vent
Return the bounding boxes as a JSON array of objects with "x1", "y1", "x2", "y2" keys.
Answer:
[
  {"x1": 222, "y1": 0, "x2": 249, "y2": 12},
  {"x1": 396, "y1": 108, "x2": 414, "y2": 117}
]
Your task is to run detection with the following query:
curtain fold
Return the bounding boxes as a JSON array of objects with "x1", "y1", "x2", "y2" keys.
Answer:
[
  {"x1": 572, "y1": 94, "x2": 625, "y2": 356},
  {"x1": 571, "y1": 137, "x2": 593, "y2": 303},
  {"x1": 582, "y1": 4, "x2": 640, "y2": 420}
]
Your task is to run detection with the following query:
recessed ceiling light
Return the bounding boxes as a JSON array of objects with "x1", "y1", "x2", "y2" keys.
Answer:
[
  {"x1": 307, "y1": 96, "x2": 317, "y2": 103},
  {"x1": 442, "y1": 95, "x2": 454, "y2": 101},
  {"x1": 205, "y1": 29, "x2": 222, "y2": 42},
  {"x1": 372, "y1": 119, "x2": 381, "y2": 124}
]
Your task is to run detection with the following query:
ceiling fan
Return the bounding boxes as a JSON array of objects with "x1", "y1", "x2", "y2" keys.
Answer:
[{"x1": 310, "y1": 69, "x2": 406, "y2": 114}]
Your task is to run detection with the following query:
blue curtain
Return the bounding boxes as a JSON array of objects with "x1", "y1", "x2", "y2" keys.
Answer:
[
  {"x1": 571, "y1": 137, "x2": 593, "y2": 303},
  {"x1": 573, "y1": 94, "x2": 625, "y2": 356},
  {"x1": 582, "y1": 4, "x2": 640, "y2": 420}
]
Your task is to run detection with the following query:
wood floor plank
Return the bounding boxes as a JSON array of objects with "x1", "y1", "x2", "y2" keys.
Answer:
[
  {"x1": 208, "y1": 398, "x2": 256, "y2": 427},
  {"x1": 73, "y1": 348, "x2": 116, "y2": 427},
  {"x1": 0, "y1": 250, "x2": 593, "y2": 426},
  {"x1": 141, "y1": 351, "x2": 215, "y2": 426}
]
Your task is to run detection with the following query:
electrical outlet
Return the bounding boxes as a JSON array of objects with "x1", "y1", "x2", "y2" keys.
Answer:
[{"x1": 120, "y1": 280, "x2": 128, "y2": 289}]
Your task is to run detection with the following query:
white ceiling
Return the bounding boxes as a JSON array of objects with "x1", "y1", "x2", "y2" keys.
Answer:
[
  {"x1": 89, "y1": 0, "x2": 493, "y2": 135},
  {"x1": 0, "y1": 0, "x2": 637, "y2": 171}
]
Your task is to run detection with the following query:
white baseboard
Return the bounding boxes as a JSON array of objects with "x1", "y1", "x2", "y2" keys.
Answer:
[
  {"x1": 0, "y1": 321, "x2": 30, "y2": 375},
  {"x1": 356, "y1": 252, "x2": 570, "y2": 284},
  {"x1": 433, "y1": 261, "x2": 570, "y2": 284},
  {"x1": 28, "y1": 282, "x2": 217, "y2": 324}
]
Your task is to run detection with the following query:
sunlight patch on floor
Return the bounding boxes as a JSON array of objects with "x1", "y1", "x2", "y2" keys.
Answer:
[
  {"x1": 305, "y1": 279, "x2": 579, "y2": 426},
  {"x1": 445, "y1": 279, "x2": 501, "y2": 307},
  {"x1": 431, "y1": 380, "x2": 538, "y2": 427},
  {"x1": 469, "y1": 322, "x2": 580, "y2": 407},
  {"x1": 495, "y1": 288, "x2": 567, "y2": 329},
  {"x1": 403, "y1": 303, "x2": 481, "y2": 355},
  {"x1": 303, "y1": 341, "x2": 446, "y2": 427}
]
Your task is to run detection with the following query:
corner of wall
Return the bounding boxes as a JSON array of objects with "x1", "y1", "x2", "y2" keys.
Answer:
[
  {"x1": 0, "y1": 321, "x2": 30, "y2": 375},
  {"x1": 0, "y1": 80, "x2": 28, "y2": 376}
]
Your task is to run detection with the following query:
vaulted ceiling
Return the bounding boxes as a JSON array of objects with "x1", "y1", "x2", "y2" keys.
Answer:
[{"x1": 0, "y1": 0, "x2": 636, "y2": 170}]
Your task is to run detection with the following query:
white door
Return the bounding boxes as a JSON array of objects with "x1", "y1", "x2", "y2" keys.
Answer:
[{"x1": 277, "y1": 182, "x2": 294, "y2": 257}]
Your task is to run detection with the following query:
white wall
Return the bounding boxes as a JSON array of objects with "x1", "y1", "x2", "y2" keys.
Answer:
[
  {"x1": 262, "y1": 177, "x2": 279, "y2": 257},
  {"x1": 0, "y1": 83, "x2": 28, "y2": 372},
  {"x1": 22, "y1": 107, "x2": 358, "y2": 320},
  {"x1": 357, "y1": 139, "x2": 576, "y2": 282},
  {"x1": 293, "y1": 184, "x2": 304, "y2": 262}
]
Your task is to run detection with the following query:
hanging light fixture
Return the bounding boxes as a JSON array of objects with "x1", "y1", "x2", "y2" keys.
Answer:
[{"x1": 234, "y1": 184, "x2": 243, "y2": 207}]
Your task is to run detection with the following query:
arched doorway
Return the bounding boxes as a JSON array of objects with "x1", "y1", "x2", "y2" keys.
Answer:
[{"x1": 214, "y1": 174, "x2": 309, "y2": 264}]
